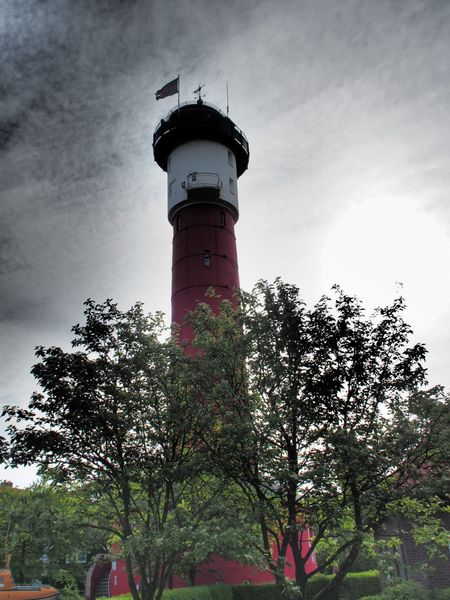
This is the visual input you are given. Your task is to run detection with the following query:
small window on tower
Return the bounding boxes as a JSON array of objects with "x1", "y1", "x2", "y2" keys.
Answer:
[
  {"x1": 229, "y1": 178, "x2": 235, "y2": 195},
  {"x1": 220, "y1": 211, "x2": 226, "y2": 227},
  {"x1": 203, "y1": 252, "x2": 211, "y2": 267},
  {"x1": 228, "y1": 150, "x2": 233, "y2": 167}
]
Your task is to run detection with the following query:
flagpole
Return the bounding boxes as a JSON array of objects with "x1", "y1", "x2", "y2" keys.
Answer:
[{"x1": 226, "y1": 81, "x2": 229, "y2": 117}]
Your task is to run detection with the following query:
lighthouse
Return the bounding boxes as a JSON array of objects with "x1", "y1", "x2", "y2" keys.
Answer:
[
  {"x1": 151, "y1": 96, "x2": 315, "y2": 586},
  {"x1": 153, "y1": 98, "x2": 249, "y2": 342}
]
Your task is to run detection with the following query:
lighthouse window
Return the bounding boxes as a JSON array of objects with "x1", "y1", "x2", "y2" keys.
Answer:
[
  {"x1": 228, "y1": 150, "x2": 234, "y2": 166},
  {"x1": 203, "y1": 252, "x2": 211, "y2": 267},
  {"x1": 220, "y1": 211, "x2": 226, "y2": 227},
  {"x1": 229, "y1": 177, "x2": 235, "y2": 195}
]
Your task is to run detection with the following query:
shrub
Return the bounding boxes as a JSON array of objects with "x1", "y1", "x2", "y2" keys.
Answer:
[
  {"x1": 207, "y1": 584, "x2": 234, "y2": 600},
  {"x1": 304, "y1": 570, "x2": 381, "y2": 600},
  {"x1": 232, "y1": 571, "x2": 381, "y2": 600},
  {"x1": 163, "y1": 586, "x2": 216, "y2": 600},
  {"x1": 306, "y1": 574, "x2": 339, "y2": 600},
  {"x1": 99, "y1": 571, "x2": 382, "y2": 600},
  {"x1": 432, "y1": 590, "x2": 450, "y2": 600},
  {"x1": 343, "y1": 570, "x2": 382, "y2": 600},
  {"x1": 231, "y1": 583, "x2": 282, "y2": 600},
  {"x1": 58, "y1": 587, "x2": 84, "y2": 600},
  {"x1": 163, "y1": 585, "x2": 232, "y2": 600},
  {"x1": 359, "y1": 581, "x2": 429, "y2": 600},
  {"x1": 51, "y1": 570, "x2": 84, "y2": 600}
]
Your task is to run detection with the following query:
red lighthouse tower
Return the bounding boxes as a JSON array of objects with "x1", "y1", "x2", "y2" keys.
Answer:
[{"x1": 153, "y1": 98, "x2": 249, "y2": 343}]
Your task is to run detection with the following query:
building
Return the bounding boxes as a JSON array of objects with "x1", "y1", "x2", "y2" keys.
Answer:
[{"x1": 377, "y1": 512, "x2": 450, "y2": 591}]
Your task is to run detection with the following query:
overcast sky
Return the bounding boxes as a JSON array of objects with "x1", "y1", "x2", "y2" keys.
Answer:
[{"x1": 1, "y1": 0, "x2": 450, "y2": 486}]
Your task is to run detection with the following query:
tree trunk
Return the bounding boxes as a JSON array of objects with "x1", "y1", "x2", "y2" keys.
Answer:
[
  {"x1": 274, "y1": 535, "x2": 289, "y2": 588},
  {"x1": 314, "y1": 481, "x2": 364, "y2": 600},
  {"x1": 188, "y1": 564, "x2": 197, "y2": 587},
  {"x1": 124, "y1": 553, "x2": 141, "y2": 600}
]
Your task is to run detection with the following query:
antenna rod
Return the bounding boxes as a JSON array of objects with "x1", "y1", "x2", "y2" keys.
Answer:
[{"x1": 226, "y1": 81, "x2": 229, "y2": 116}]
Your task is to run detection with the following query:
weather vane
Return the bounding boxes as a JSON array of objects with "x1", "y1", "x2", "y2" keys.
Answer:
[{"x1": 193, "y1": 84, "x2": 205, "y2": 104}]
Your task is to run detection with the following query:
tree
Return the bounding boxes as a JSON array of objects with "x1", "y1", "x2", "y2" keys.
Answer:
[
  {"x1": 0, "y1": 481, "x2": 106, "y2": 590},
  {"x1": 188, "y1": 280, "x2": 447, "y2": 600},
  {"x1": 2, "y1": 300, "x2": 256, "y2": 600},
  {"x1": 373, "y1": 387, "x2": 450, "y2": 586}
]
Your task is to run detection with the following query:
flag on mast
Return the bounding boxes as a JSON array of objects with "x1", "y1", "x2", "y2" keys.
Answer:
[{"x1": 155, "y1": 77, "x2": 179, "y2": 100}]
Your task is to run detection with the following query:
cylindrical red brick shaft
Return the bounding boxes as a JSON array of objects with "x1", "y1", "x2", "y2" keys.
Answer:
[{"x1": 171, "y1": 203, "x2": 239, "y2": 344}]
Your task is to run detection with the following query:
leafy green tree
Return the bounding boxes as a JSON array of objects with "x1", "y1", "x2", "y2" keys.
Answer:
[
  {"x1": 0, "y1": 481, "x2": 105, "y2": 589},
  {"x1": 188, "y1": 280, "x2": 446, "y2": 600},
  {"x1": 2, "y1": 300, "x2": 257, "y2": 600}
]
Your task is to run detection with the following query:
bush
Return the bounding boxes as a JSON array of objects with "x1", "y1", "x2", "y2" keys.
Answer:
[
  {"x1": 432, "y1": 590, "x2": 450, "y2": 600},
  {"x1": 50, "y1": 570, "x2": 84, "y2": 600},
  {"x1": 232, "y1": 583, "x2": 282, "y2": 600},
  {"x1": 306, "y1": 574, "x2": 339, "y2": 600},
  {"x1": 304, "y1": 570, "x2": 381, "y2": 600},
  {"x1": 343, "y1": 570, "x2": 382, "y2": 600},
  {"x1": 359, "y1": 581, "x2": 429, "y2": 600},
  {"x1": 99, "y1": 571, "x2": 382, "y2": 600},
  {"x1": 163, "y1": 585, "x2": 232, "y2": 600},
  {"x1": 98, "y1": 585, "x2": 233, "y2": 600},
  {"x1": 208, "y1": 584, "x2": 234, "y2": 600},
  {"x1": 232, "y1": 571, "x2": 381, "y2": 600},
  {"x1": 163, "y1": 586, "x2": 214, "y2": 600},
  {"x1": 58, "y1": 587, "x2": 84, "y2": 600}
]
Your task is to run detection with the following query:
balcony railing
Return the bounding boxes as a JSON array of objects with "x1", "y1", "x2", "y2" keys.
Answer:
[{"x1": 153, "y1": 101, "x2": 249, "y2": 158}]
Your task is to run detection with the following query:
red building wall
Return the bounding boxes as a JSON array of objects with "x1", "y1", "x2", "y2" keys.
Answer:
[{"x1": 108, "y1": 538, "x2": 317, "y2": 595}]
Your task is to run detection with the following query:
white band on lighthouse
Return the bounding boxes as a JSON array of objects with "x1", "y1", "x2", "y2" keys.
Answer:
[{"x1": 167, "y1": 140, "x2": 238, "y2": 218}]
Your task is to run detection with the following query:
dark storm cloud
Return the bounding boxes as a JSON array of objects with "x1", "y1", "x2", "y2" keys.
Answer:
[
  {"x1": 0, "y1": 227, "x2": 27, "y2": 275},
  {"x1": 0, "y1": 0, "x2": 256, "y2": 333},
  {"x1": 0, "y1": 0, "x2": 253, "y2": 194},
  {"x1": 0, "y1": 119, "x2": 20, "y2": 151}
]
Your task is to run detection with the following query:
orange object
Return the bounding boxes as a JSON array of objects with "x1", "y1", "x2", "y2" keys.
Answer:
[{"x1": 0, "y1": 570, "x2": 58, "y2": 600}]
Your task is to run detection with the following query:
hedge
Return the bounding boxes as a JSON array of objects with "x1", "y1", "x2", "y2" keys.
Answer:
[
  {"x1": 231, "y1": 583, "x2": 283, "y2": 600},
  {"x1": 163, "y1": 584, "x2": 232, "y2": 600},
  {"x1": 98, "y1": 585, "x2": 232, "y2": 600},
  {"x1": 99, "y1": 570, "x2": 381, "y2": 600},
  {"x1": 360, "y1": 582, "x2": 450, "y2": 600},
  {"x1": 339, "y1": 570, "x2": 382, "y2": 600},
  {"x1": 232, "y1": 570, "x2": 381, "y2": 600}
]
